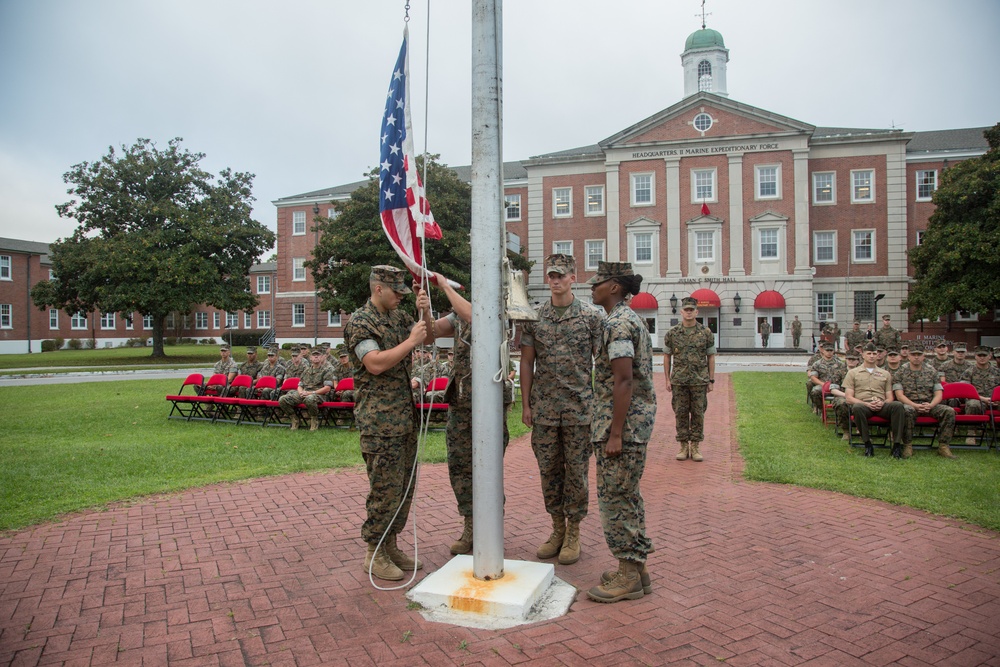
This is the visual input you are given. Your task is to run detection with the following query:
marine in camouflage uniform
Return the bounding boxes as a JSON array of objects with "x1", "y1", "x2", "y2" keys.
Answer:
[
  {"x1": 791, "y1": 316, "x2": 803, "y2": 349},
  {"x1": 345, "y1": 266, "x2": 433, "y2": 581},
  {"x1": 893, "y1": 346, "x2": 955, "y2": 458},
  {"x1": 256, "y1": 349, "x2": 287, "y2": 401},
  {"x1": 663, "y1": 296, "x2": 717, "y2": 461},
  {"x1": 873, "y1": 315, "x2": 901, "y2": 352},
  {"x1": 884, "y1": 350, "x2": 904, "y2": 385},
  {"x1": 520, "y1": 254, "x2": 604, "y2": 564},
  {"x1": 807, "y1": 343, "x2": 846, "y2": 412},
  {"x1": 278, "y1": 347, "x2": 336, "y2": 429},
  {"x1": 237, "y1": 347, "x2": 264, "y2": 398},
  {"x1": 211, "y1": 345, "x2": 239, "y2": 396},
  {"x1": 844, "y1": 321, "x2": 867, "y2": 355},
  {"x1": 586, "y1": 262, "x2": 656, "y2": 603},
  {"x1": 284, "y1": 346, "x2": 309, "y2": 379},
  {"x1": 829, "y1": 354, "x2": 861, "y2": 436},
  {"x1": 332, "y1": 348, "x2": 355, "y2": 401},
  {"x1": 959, "y1": 346, "x2": 1000, "y2": 415},
  {"x1": 758, "y1": 319, "x2": 771, "y2": 348},
  {"x1": 937, "y1": 345, "x2": 971, "y2": 383}
]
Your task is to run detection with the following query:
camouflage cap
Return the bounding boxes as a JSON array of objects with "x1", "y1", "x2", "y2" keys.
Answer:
[
  {"x1": 820, "y1": 341, "x2": 834, "y2": 350},
  {"x1": 266, "y1": 349, "x2": 277, "y2": 356},
  {"x1": 338, "y1": 346, "x2": 349, "y2": 357},
  {"x1": 321, "y1": 342, "x2": 331, "y2": 351},
  {"x1": 954, "y1": 343, "x2": 967, "y2": 352},
  {"x1": 680, "y1": 296, "x2": 698, "y2": 309},
  {"x1": 887, "y1": 349, "x2": 900, "y2": 356},
  {"x1": 882, "y1": 314, "x2": 891, "y2": 321},
  {"x1": 308, "y1": 346, "x2": 324, "y2": 356},
  {"x1": 370, "y1": 265, "x2": 412, "y2": 294},
  {"x1": 544, "y1": 253, "x2": 575, "y2": 275},
  {"x1": 246, "y1": 346, "x2": 257, "y2": 354},
  {"x1": 845, "y1": 353, "x2": 860, "y2": 360},
  {"x1": 974, "y1": 345, "x2": 991, "y2": 355},
  {"x1": 900, "y1": 343, "x2": 909, "y2": 350},
  {"x1": 934, "y1": 340, "x2": 948, "y2": 348},
  {"x1": 853, "y1": 320, "x2": 861, "y2": 325},
  {"x1": 863, "y1": 343, "x2": 877, "y2": 353},
  {"x1": 219, "y1": 344, "x2": 231, "y2": 352},
  {"x1": 585, "y1": 261, "x2": 634, "y2": 285}
]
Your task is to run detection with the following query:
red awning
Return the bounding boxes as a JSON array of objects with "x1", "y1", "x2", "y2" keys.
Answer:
[
  {"x1": 630, "y1": 292, "x2": 658, "y2": 310},
  {"x1": 690, "y1": 288, "x2": 721, "y2": 308},
  {"x1": 754, "y1": 290, "x2": 786, "y2": 309}
]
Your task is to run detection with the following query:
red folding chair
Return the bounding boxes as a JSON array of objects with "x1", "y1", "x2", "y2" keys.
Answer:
[
  {"x1": 260, "y1": 377, "x2": 300, "y2": 427},
  {"x1": 182, "y1": 373, "x2": 228, "y2": 421},
  {"x1": 941, "y1": 382, "x2": 991, "y2": 449},
  {"x1": 989, "y1": 386, "x2": 1000, "y2": 449},
  {"x1": 166, "y1": 373, "x2": 206, "y2": 420},
  {"x1": 416, "y1": 377, "x2": 450, "y2": 427},
  {"x1": 820, "y1": 381, "x2": 835, "y2": 427},
  {"x1": 212, "y1": 375, "x2": 253, "y2": 423},
  {"x1": 320, "y1": 378, "x2": 356, "y2": 428},
  {"x1": 235, "y1": 376, "x2": 278, "y2": 425}
]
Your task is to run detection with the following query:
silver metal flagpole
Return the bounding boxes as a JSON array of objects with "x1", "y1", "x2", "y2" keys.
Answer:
[{"x1": 470, "y1": 0, "x2": 504, "y2": 580}]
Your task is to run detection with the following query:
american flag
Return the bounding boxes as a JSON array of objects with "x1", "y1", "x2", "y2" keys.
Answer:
[{"x1": 379, "y1": 26, "x2": 442, "y2": 288}]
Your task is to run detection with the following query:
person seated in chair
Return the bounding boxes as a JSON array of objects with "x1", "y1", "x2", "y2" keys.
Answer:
[
  {"x1": 211, "y1": 344, "x2": 238, "y2": 396},
  {"x1": 332, "y1": 346, "x2": 355, "y2": 402},
  {"x1": 893, "y1": 345, "x2": 956, "y2": 459},
  {"x1": 278, "y1": 347, "x2": 336, "y2": 431},
  {"x1": 843, "y1": 343, "x2": 906, "y2": 458},
  {"x1": 829, "y1": 353, "x2": 860, "y2": 441},
  {"x1": 959, "y1": 346, "x2": 1000, "y2": 416},
  {"x1": 807, "y1": 342, "x2": 845, "y2": 415}
]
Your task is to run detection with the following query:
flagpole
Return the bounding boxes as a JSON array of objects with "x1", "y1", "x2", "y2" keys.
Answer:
[{"x1": 470, "y1": 0, "x2": 505, "y2": 580}]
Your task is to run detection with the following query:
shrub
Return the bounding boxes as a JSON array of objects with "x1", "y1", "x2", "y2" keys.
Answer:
[
  {"x1": 41, "y1": 339, "x2": 57, "y2": 352},
  {"x1": 54, "y1": 337, "x2": 65, "y2": 350},
  {"x1": 165, "y1": 337, "x2": 177, "y2": 346},
  {"x1": 67, "y1": 338, "x2": 83, "y2": 350},
  {"x1": 83, "y1": 339, "x2": 96, "y2": 350}
]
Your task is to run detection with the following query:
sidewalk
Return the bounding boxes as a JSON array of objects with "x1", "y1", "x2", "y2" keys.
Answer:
[{"x1": 2, "y1": 374, "x2": 998, "y2": 666}]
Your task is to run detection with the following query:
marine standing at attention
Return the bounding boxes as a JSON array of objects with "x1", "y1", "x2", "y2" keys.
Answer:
[{"x1": 663, "y1": 296, "x2": 717, "y2": 462}]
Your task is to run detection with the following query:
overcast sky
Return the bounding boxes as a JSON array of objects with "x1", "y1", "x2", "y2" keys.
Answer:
[{"x1": 1, "y1": 0, "x2": 997, "y2": 246}]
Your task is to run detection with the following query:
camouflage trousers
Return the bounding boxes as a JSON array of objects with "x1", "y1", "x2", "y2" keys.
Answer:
[
  {"x1": 832, "y1": 397, "x2": 850, "y2": 433},
  {"x1": 671, "y1": 384, "x2": 709, "y2": 443},
  {"x1": 335, "y1": 390, "x2": 355, "y2": 402},
  {"x1": 761, "y1": 334, "x2": 770, "y2": 348},
  {"x1": 593, "y1": 440, "x2": 652, "y2": 563},
  {"x1": 792, "y1": 334, "x2": 801, "y2": 348},
  {"x1": 360, "y1": 432, "x2": 418, "y2": 544},
  {"x1": 530, "y1": 422, "x2": 592, "y2": 522},
  {"x1": 964, "y1": 399, "x2": 986, "y2": 416},
  {"x1": 446, "y1": 400, "x2": 509, "y2": 517},
  {"x1": 278, "y1": 390, "x2": 324, "y2": 418},
  {"x1": 901, "y1": 404, "x2": 955, "y2": 445}
]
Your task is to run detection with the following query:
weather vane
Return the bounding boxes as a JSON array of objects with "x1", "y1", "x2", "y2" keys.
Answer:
[{"x1": 697, "y1": 0, "x2": 712, "y2": 29}]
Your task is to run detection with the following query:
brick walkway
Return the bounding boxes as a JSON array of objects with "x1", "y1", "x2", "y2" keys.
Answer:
[{"x1": 2, "y1": 374, "x2": 999, "y2": 666}]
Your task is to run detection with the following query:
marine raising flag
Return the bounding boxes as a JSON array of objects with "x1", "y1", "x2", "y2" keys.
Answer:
[{"x1": 379, "y1": 26, "x2": 442, "y2": 287}]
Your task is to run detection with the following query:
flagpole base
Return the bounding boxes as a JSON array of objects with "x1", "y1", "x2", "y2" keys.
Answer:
[{"x1": 406, "y1": 556, "x2": 574, "y2": 629}]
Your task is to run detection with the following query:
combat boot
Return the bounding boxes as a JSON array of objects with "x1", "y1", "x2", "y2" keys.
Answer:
[
  {"x1": 587, "y1": 560, "x2": 644, "y2": 603},
  {"x1": 536, "y1": 515, "x2": 566, "y2": 559},
  {"x1": 938, "y1": 444, "x2": 956, "y2": 459},
  {"x1": 902, "y1": 444, "x2": 913, "y2": 459},
  {"x1": 450, "y1": 516, "x2": 473, "y2": 555},
  {"x1": 384, "y1": 534, "x2": 422, "y2": 571},
  {"x1": 364, "y1": 543, "x2": 403, "y2": 581},
  {"x1": 675, "y1": 442, "x2": 689, "y2": 461},
  {"x1": 558, "y1": 520, "x2": 581, "y2": 565},
  {"x1": 690, "y1": 441, "x2": 704, "y2": 462},
  {"x1": 290, "y1": 413, "x2": 300, "y2": 431},
  {"x1": 309, "y1": 415, "x2": 320, "y2": 431},
  {"x1": 602, "y1": 561, "x2": 651, "y2": 594}
]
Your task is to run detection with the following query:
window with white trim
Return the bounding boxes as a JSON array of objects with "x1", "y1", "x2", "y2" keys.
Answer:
[
  {"x1": 505, "y1": 194, "x2": 521, "y2": 221},
  {"x1": 195, "y1": 312, "x2": 208, "y2": 329},
  {"x1": 244, "y1": 312, "x2": 252, "y2": 329},
  {"x1": 816, "y1": 292, "x2": 835, "y2": 321},
  {"x1": 0, "y1": 304, "x2": 11, "y2": 328},
  {"x1": 143, "y1": 315, "x2": 153, "y2": 330},
  {"x1": 585, "y1": 240, "x2": 604, "y2": 270},
  {"x1": 553, "y1": 188, "x2": 572, "y2": 217},
  {"x1": 327, "y1": 208, "x2": 339, "y2": 219},
  {"x1": 851, "y1": 169, "x2": 874, "y2": 203},
  {"x1": 633, "y1": 233, "x2": 652, "y2": 264},
  {"x1": 852, "y1": 230, "x2": 875, "y2": 262},
  {"x1": 257, "y1": 310, "x2": 271, "y2": 328},
  {"x1": 916, "y1": 170, "x2": 937, "y2": 201},
  {"x1": 124, "y1": 314, "x2": 133, "y2": 330},
  {"x1": 697, "y1": 62, "x2": 713, "y2": 93},
  {"x1": 292, "y1": 303, "x2": 306, "y2": 327},
  {"x1": 292, "y1": 210, "x2": 306, "y2": 235},
  {"x1": 211, "y1": 312, "x2": 219, "y2": 329},
  {"x1": 100, "y1": 312, "x2": 115, "y2": 329},
  {"x1": 759, "y1": 228, "x2": 779, "y2": 259},
  {"x1": 916, "y1": 230, "x2": 925, "y2": 246},
  {"x1": 71, "y1": 312, "x2": 87, "y2": 330},
  {"x1": 293, "y1": 257, "x2": 306, "y2": 281},
  {"x1": 552, "y1": 240, "x2": 573, "y2": 256},
  {"x1": 165, "y1": 313, "x2": 176, "y2": 329},
  {"x1": 328, "y1": 311, "x2": 342, "y2": 327},
  {"x1": 182, "y1": 314, "x2": 191, "y2": 330},
  {"x1": 692, "y1": 168, "x2": 716, "y2": 203},
  {"x1": 585, "y1": 186, "x2": 604, "y2": 215},
  {"x1": 226, "y1": 312, "x2": 238, "y2": 329},
  {"x1": 257, "y1": 275, "x2": 271, "y2": 294},
  {"x1": 695, "y1": 230, "x2": 715, "y2": 262},
  {"x1": 631, "y1": 174, "x2": 653, "y2": 206},
  {"x1": 755, "y1": 165, "x2": 780, "y2": 200},
  {"x1": 954, "y1": 310, "x2": 978, "y2": 322},
  {"x1": 49, "y1": 309, "x2": 59, "y2": 330},
  {"x1": 813, "y1": 231, "x2": 836, "y2": 264},
  {"x1": 0, "y1": 255, "x2": 10, "y2": 280},
  {"x1": 812, "y1": 172, "x2": 835, "y2": 204}
]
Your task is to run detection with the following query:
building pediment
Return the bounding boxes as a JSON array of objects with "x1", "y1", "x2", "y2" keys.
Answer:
[
  {"x1": 748, "y1": 210, "x2": 789, "y2": 224},
  {"x1": 685, "y1": 213, "x2": 724, "y2": 226},
  {"x1": 625, "y1": 216, "x2": 662, "y2": 229},
  {"x1": 600, "y1": 92, "x2": 815, "y2": 149}
]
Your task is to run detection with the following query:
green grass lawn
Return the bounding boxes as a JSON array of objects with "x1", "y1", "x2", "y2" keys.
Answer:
[
  {"x1": 0, "y1": 345, "x2": 225, "y2": 370},
  {"x1": 733, "y1": 372, "x2": 1000, "y2": 533}
]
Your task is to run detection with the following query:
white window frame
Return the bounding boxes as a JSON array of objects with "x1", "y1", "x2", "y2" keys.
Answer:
[
  {"x1": 585, "y1": 240, "x2": 605, "y2": 271},
  {"x1": 124, "y1": 314, "x2": 133, "y2": 330},
  {"x1": 0, "y1": 255, "x2": 10, "y2": 280},
  {"x1": 195, "y1": 312, "x2": 208, "y2": 330},
  {"x1": 328, "y1": 311, "x2": 342, "y2": 327},
  {"x1": 327, "y1": 208, "x2": 339, "y2": 219},
  {"x1": 916, "y1": 230, "x2": 925, "y2": 246},
  {"x1": 852, "y1": 229, "x2": 876, "y2": 263},
  {"x1": 691, "y1": 168, "x2": 717, "y2": 204},
  {"x1": 49, "y1": 308, "x2": 59, "y2": 330},
  {"x1": 0, "y1": 304, "x2": 11, "y2": 329},
  {"x1": 257, "y1": 310, "x2": 271, "y2": 329},
  {"x1": 552, "y1": 187, "x2": 572, "y2": 217},
  {"x1": 292, "y1": 303, "x2": 306, "y2": 327},
  {"x1": 552, "y1": 240, "x2": 573, "y2": 257},
  {"x1": 293, "y1": 257, "x2": 306, "y2": 282},
  {"x1": 226, "y1": 312, "x2": 238, "y2": 329},
  {"x1": 758, "y1": 227, "x2": 779, "y2": 260},
  {"x1": 812, "y1": 171, "x2": 836, "y2": 205},
  {"x1": 851, "y1": 169, "x2": 875, "y2": 203},
  {"x1": 100, "y1": 312, "x2": 116, "y2": 330},
  {"x1": 816, "y1": 292, "x2": 835, "y2": 322},
  {"x1": 954, "y1": 310, "x2": 978, "y2": 322},
  {"x1": 916, "y1": 169, "x2": 937, "y2": 201},
  {"x1": 630, "y1": 173, "x2": 654, "y2": 207},
  {"x1": 505, "y1": 193, "x2": 521, "y2": 221},
  {"x1": 257, "y1": 275, "x2": 271, "y2": 294},
  {"x1": 143, "y1": 315, "x2": 154, "y2": 330},
  {"x1": 165, "y1": 313, "x2": 176, "y2": 329},
  {"x1": 632, "y1": 233, "x2": 652, "y2": 264},
  {"x1": 755, "y1": 164, "x2": 781, "y2": 200},
  {"x1": 71, "y1": 312, "x2": 87, "y2": 330},
  {"x1": 813, "y1": 230, "x2": 837, "y2": 264},
  {"x1": 244, "y1": 312, "x2": 252, "y2": 329},
  {"x1": 292, "y1": 210, "x2": 306, "y2": 235},
  {"x1": 695, "y1": 230, "x2": 715, "y2": 263},
  {"x1": 585, "y1": 185, "x2": 605, "y2": 215}
]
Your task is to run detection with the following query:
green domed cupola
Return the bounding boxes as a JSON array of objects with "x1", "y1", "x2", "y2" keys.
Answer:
[
  {"x1": 685, "y1": 28, "x2": 726, "y2": 51},
  {"x1": 681, "y1": 25, "x2": 730, "y2": 98}
]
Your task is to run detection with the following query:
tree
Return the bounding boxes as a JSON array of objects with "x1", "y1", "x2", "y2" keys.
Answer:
[
  {"x1": 31, "y1": 138, "x2": 275, "y2": 357},
  {"x1": 904, "y1": 123, "x2": 1000, "y2": 321},
  {"x1": 309, "y1": 156, "x2": 532, "y2": 315}
]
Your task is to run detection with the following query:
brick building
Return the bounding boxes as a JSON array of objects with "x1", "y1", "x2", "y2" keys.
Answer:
[{"x1": 272, "y1": 26, "x2": 995, "y2": 352}]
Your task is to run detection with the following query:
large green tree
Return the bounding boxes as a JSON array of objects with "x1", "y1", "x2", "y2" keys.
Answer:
[
  {"x1": 31, "y1": 138, "x2": 275, "y2": 357},
  {"x1": 904, "y1": 123, "x2": 1000, "y2": 320},
  {"x1": 309, "y1": 157, "x2": 531, "y2": 315}
]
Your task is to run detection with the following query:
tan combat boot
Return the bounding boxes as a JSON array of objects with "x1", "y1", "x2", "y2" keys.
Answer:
[
  {"x1": 384, "y1": 534, "x2": 423, "y2": 571},
  {"x1": 587, "y1": 560, "x2": 644, "y2": 603},
  {"x1": 290, "y1": 413, "x2": 300, "y2": 430},
  {"x1": 309, "y1": 415, "x2": 320, "y2": 431},
  {"x1": 601, "y1": 561, "x2": 651, "y2": 594},
  {"x1": 364, "y1": 543, "x2": 403, "y2": 581},
  {"x1": 536, "y1": 515, "x2": 566, "y2": 559},
  {"x1": 902, "y1": 443, "x2": 913, "y2": 459},
  {"x1": 690, "y1": 441, "x2": 704, "y2": 462},
  {"x1": 675, "y1": 442, "x2": 689, "y2": 461},
  {"x1": 938, "y1": 444, "x2": 956, "y2": 459},
  {"x1": 450, "y1": 516, "x2": 473, "y2": 555},
  {"x1": 558, "y1": 520, "x2": 581, "y2": 565}
]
